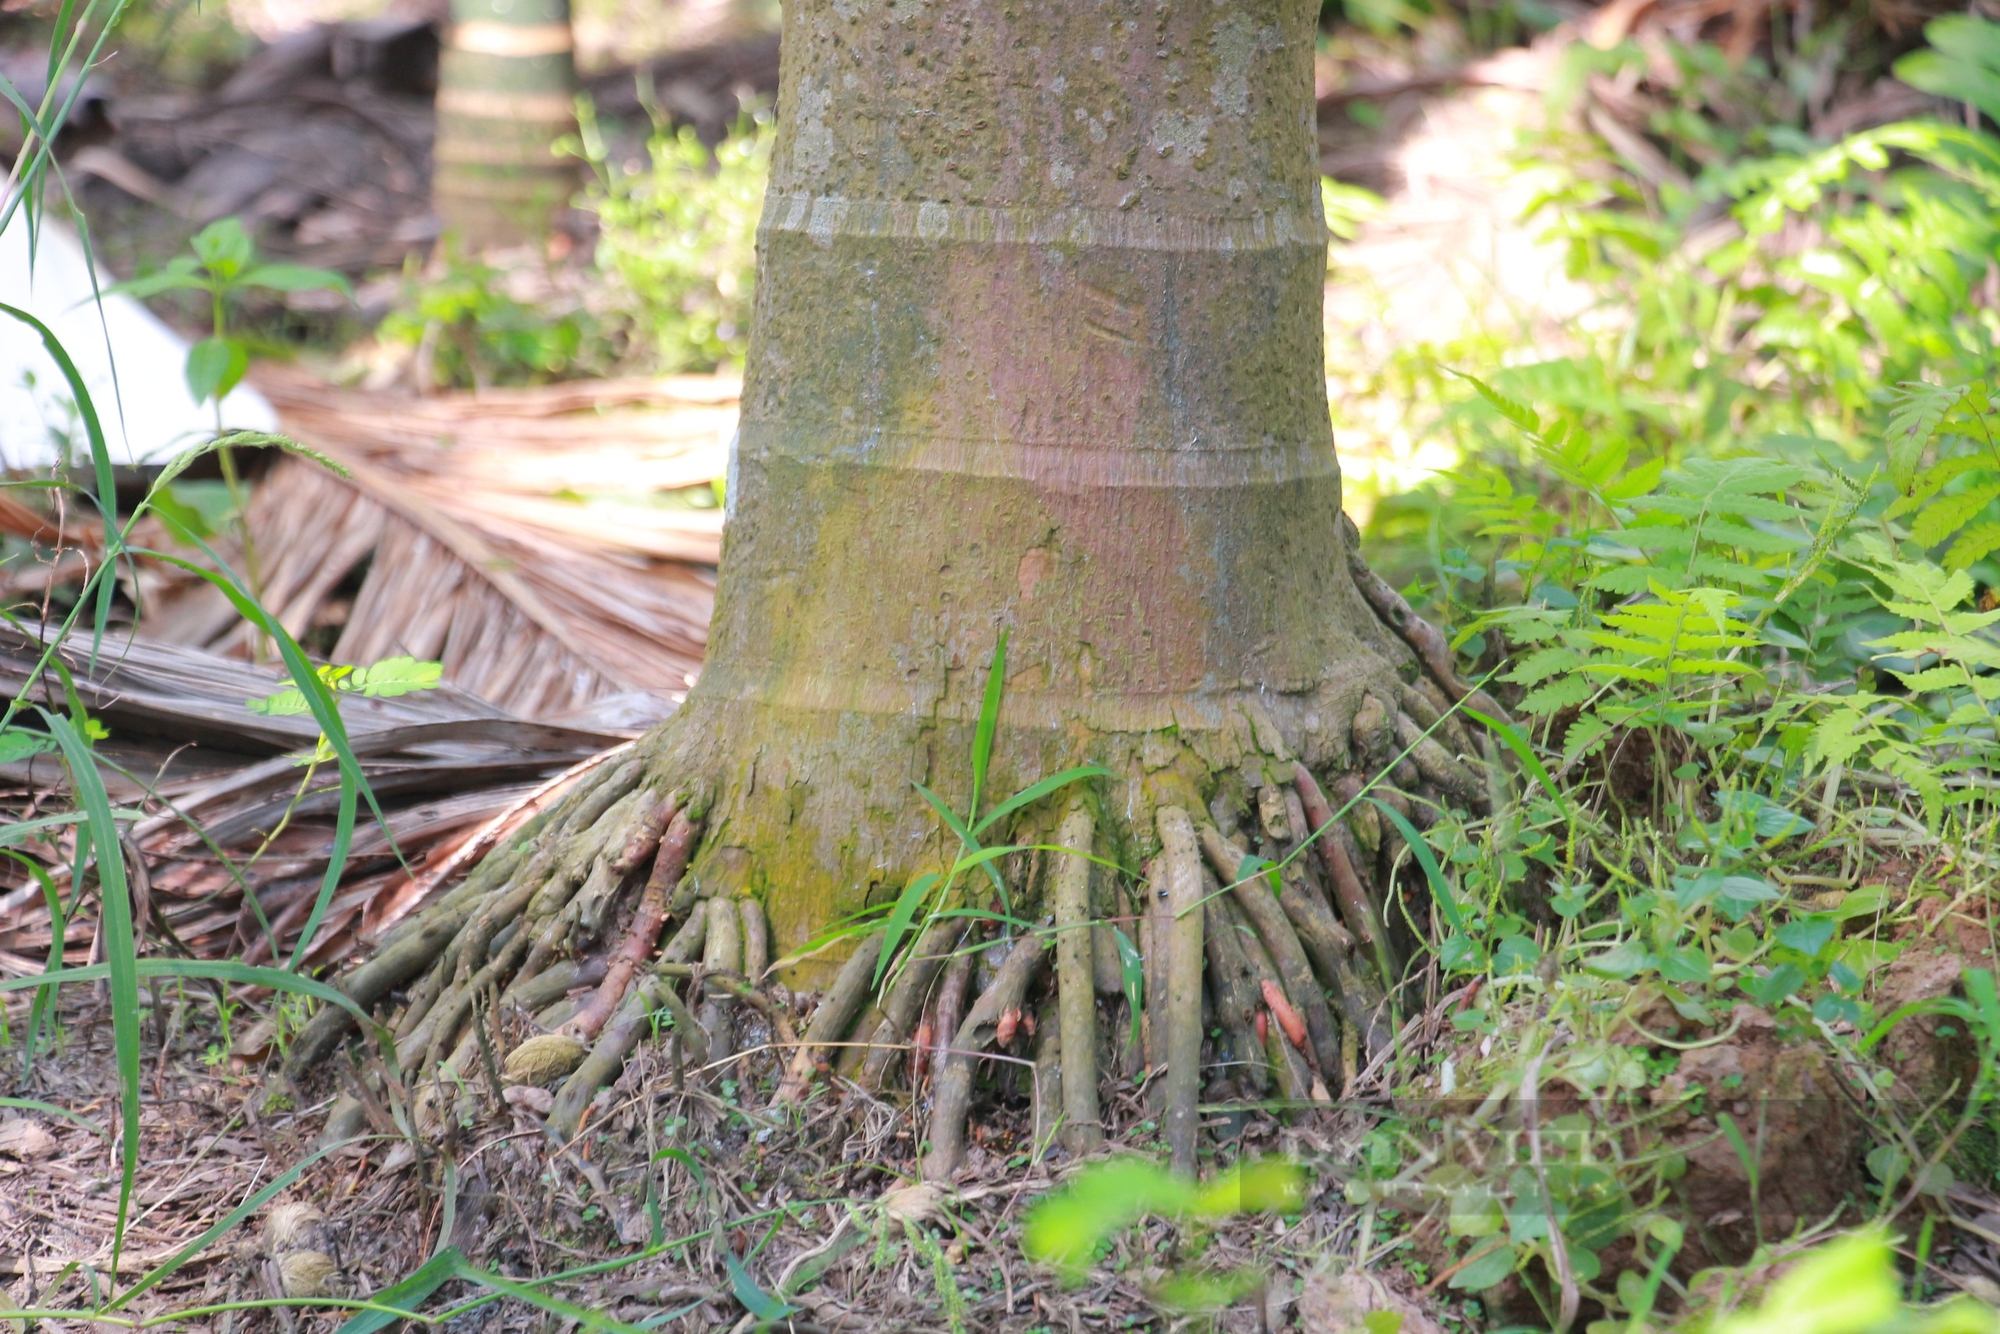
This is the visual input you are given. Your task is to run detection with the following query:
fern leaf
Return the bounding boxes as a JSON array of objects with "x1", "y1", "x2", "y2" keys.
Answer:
[
  {"x1": 1454, "y1": 371, "x2": 1542, "y2": 436},
  {"x1": 1504, "y1": 645, "x2": 1585, "y2": 685},
  {"x1": 1585, "y1": 565, "x2": 1664, "y2": 595},
  {"x1": 1944, "y1": 519, "x2": 2000, "y2": 570},
  {"x1": 1886, "y1": 454, "x2": 1984, "y2": 514},
  {"x1": 1889, "y1": 665, "x2": 1975, "y2": 694},
  {"x1": 1560, "y1": 712, "x2": 1613, "y2": 765},
  {"x1": 1695, "y1": 518, "x2": 1803, "y2": 555},
  {"x1": 1521, "y1": 675, "x2": 1595, "y2": 714},
  {"x1": 1910, "y1": 482, "x2": 2000, "y2": 548},
  {"x1": 1885, "y1": 382, "x2": 1967, "y2": 489}
]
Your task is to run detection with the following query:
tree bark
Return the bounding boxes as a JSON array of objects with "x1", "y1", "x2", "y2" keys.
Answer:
[
  {"x1": 297, "y1": 0, "x2": 1484, "y2": 1149},
  {"x1": 431, "y1": 0, "x2": 577, "y2": 248},
  {"x1": 655, "y1": 0, "x2": 1416, "y2": 971}
]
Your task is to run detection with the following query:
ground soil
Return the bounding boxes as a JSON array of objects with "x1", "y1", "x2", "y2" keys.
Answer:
[{"x1": 4, "y1": 988, "x2": 1401, "y2": 1333}]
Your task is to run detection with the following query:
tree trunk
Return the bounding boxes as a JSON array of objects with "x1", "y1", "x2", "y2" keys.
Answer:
[
  {"x1": 431, "y1": 0, "x2": 577, "y2": 248},
  {"x1": 664, "y1": 0, "x2": 1422, "y2": 961},
  {"x1": 295, "y1": 0, "x2": 1498, "y2": 1165}
]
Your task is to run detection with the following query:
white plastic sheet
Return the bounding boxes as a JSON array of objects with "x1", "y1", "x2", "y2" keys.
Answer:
[{"x1": 0, "y1": 211, "x2": 277, "y2": 469}]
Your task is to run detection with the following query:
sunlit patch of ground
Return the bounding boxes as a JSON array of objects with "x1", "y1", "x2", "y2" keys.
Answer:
[{"x1": 1322, "y1": 49, "x2": 1599, "y2": 524}]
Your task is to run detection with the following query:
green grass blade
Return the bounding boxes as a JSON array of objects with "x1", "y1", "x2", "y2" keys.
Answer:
[
  {"x1": 1716, "y1": 1112, "x2": 1759, "y2": 1195},
  {"x1": 1369, "y1": 797, "x2": 1467, "y2": 935},
  {"x1": 913, "y1": 779, "x2": 1009, "y2": 907},
  {"x1": 106, "y1": 1134, "x2": 369, "y2": 1310},
  {"x1": 872, "y1": 872, "x2": 940, "y2": 991},
  {"x1": 0, "y1": 1096, "x2": 107, "y2": 1138},
  {"x1": 7, "y1": 848, "x2": 63, "y2": 1073},
  {"x1": 0, "y1": 959, "x2": 383, "y2": 1031},
  {"x1": 971, "y1": 765, "x2": 1108, "y2": 837},
  {"x1": 333, "y1": 1248, "x2": 463, "y2": 1334},
  {"x1": 286, "y1": 777, "x2": 357, "y2": 970},
  {"x1": 446, "y1": 1255, "x2": 653, "y2": 1334},
  {"x1": 969, "y1": 628, "x2": 1008, "y2": 822},
  {"x1": 1463, "y1": 707, "x2": 1567, "y2": 812},
  {"x1": 1113, "y1": 925, "x2": 1143, "y2": 1049},
  {"x1": 42, "y1": 710, "x2": 140, "y2": 1282},
  {"x1": 0, "y1": 810, "x2": 129, "y2": 843},
  {"x1": 0, "y1": 304, "x2": 120, "y2": 633},
  {"x1": 134, "y1": 548, "x2": 391, "y2": 967}
]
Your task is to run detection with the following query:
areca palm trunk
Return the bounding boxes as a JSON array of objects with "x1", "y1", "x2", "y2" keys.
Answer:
[
  {"x1": 431, "y1": 0, "x2": 577, "y2": 247},
  {"x1": 684, "y1": 0, "x2": 1421, "y2": 951},
  {"x1": 296, "y1": 0, "x2": 1490, "y2": 1167}
]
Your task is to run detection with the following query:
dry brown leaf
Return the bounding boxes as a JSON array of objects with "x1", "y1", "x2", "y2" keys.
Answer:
[
  {"x1": 138, "y1": 370, "x2": 734, "y2": 722},
  {"x1": 1297, "y1": 1269, "x2": 1445, "y2": 1334},
  {"x1": 0, "y1": 1119, "x2": 58, "y2": 1161},
  {"x1": 0, "y1": 624, "x2": 620, "y2": 969}
]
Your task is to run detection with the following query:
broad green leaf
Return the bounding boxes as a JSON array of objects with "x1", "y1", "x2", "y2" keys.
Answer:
[
  {"x1": 100, "y1": 256, "x2": 206, "y2": 300},
  {"x1": 1023, "y1": 1158, "x2": 1194, "y2": 1283},
  {"x1": 189, "y1": 216, "x2": 254, "y2": 277},
  {"x1": 1449, "y1": 1242, "x2": 1518, "y2": 1291},
  {"x1": 1896, "y1": 47, "x2": 2000, "y2": 130},
  {"x1": 0, "y1": 727, "x2": 57, "y2": 763},
  {"x1": 243, "y1": 262, "x2": 352, "y2": 296},
  {"x1": 1714, "y1": 1228, "x2": 1898, "y2": 1334},
  {"x1": 347, "y1": 656, "x2": 443, "y2": 697},
  {"x1": 1188, "y1": 1158, "x2": 1306, "y2": 1216},
  {"x1": 334, "y1": 1248, "x2": 463, "y2": 1334},
  {"x1": 185, "y1": 336, "x2": 249, "y2": 406}
]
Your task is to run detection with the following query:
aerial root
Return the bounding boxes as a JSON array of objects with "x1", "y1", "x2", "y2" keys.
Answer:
[
  {"x1": 1051, "y1": 804, "x2": 1103, "y2": 1154},
  {"x1": 853, "y1": 916, "x2": 963, "y2": 1088},
  {"x1": 772, "y1": 932, "x2": 881, "y2": 1103},
  {"x1": 1342, "y1": 511, "x2": 1511, "y2": 724},
  {"x1": 291, "y1": 540, "x2": 1489, "y2": 1173},
  {"x1": 922, "y1": 922, "x2": 1051, "y2": 1182}
]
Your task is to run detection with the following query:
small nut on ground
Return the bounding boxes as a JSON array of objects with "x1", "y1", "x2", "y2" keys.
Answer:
[
  {"x1": 502, "y1": 1032, "x2": 587, "y2": 1085},
  {"x1": 278, "y1": 1249, "x2": 341, "y2": 1299},
  {"x1": 264, "y1": 1202, "x2": 328, "y2": 1256}
]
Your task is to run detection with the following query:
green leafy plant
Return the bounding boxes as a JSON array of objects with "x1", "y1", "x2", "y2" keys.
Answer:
[
  {"x1": 106, "y1": 217, "x2": 348, "y2": 606},
  {"x1": 1686, "y1": 1227, "x2": 1997, "y2": 1334},
  {"x1": 380, "y1": 239, "x2": 601, "y2": 390},
  {"x1": 1022, "y1": 1155, "x2": 1306, "y2": 1306},
  {"x1": 569, "y1": 104, "x2": 768, "y2": 373},
  {"x1": 249, "y1": 656, "x2": 444, "y2": 717},
  {"x1": 106, "y1": 217, "x2": 349, "y2": 414}
]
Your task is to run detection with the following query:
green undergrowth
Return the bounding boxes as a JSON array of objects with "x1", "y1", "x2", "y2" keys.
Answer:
[
  {"x1": 379, "y1": 103, "x2": 769, "y2": 389},
  {"x1": 1309, "y1": 360, "x2": 2000, "y2": 1323},
  {"x1": 1356, "y1": 14, "x2": 2000, "y2": 591},
  {"x1": 1304, "y1": 22, "x2": 2000, "y2": 1315},
  {"x1": 11, "y1": 6, "x2": 2000, "y2": 1332}
]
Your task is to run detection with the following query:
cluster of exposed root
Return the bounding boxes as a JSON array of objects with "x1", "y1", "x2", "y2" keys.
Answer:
[{"x1": 289, "y1": 526, "x2": 1507, "y2": 1179}]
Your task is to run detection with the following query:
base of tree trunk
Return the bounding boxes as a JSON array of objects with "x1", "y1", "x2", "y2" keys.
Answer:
[{"x1": 289, "y1": 522, "x2": 1508, "y2": 1180}]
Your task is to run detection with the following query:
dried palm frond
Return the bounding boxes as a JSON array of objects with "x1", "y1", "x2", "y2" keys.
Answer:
[
  {"x1": 138, "y1": 371, "x2": 734, "y2": 722},
  {"x1": 0, "y1": 623, "x2": 623, "y2": 974}
]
